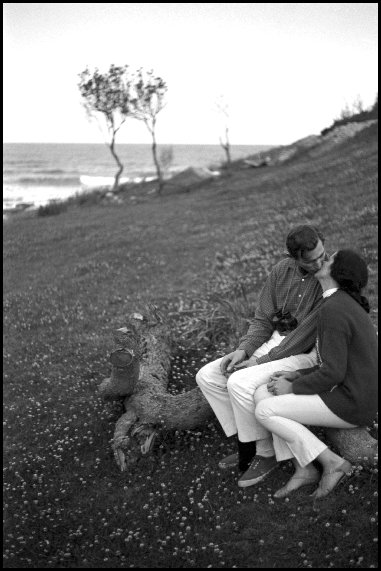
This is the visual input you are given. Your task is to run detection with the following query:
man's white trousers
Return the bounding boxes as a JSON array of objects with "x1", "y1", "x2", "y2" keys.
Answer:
[{"x1": 196, "y1": 331, "x2": 317, "y2": 458}]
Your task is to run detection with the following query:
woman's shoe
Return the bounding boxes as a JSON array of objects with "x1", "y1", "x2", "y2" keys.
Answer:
[
  {"x1": 311, "y1": 459, "x2": 352, "y2": 500},
  {"x1": 274, "y1": 470, "x2": 320, "y2": 499}
]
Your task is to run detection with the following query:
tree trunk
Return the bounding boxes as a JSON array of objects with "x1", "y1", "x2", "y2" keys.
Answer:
[
  {"x1": 150, "y1": 124, "x2": 164, "y2": 194},
  {"x1": 100, "y1": 308, "x2": 377, "y2": 471},
  {"x1": 109, "y1": 134, "x2": 124, "y2": 191},
  {"x1": 219, "y1": 127, "x2": 231, "y2": 166}
]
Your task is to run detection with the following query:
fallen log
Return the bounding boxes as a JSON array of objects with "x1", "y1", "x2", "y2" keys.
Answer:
[
  {"x1": 100, "y1": 308, "x2": 378, "y2": 471},
  {"x1": 100, "y1": 307, "x2": 213, "y2": 471},
  {"x1": 325, "y1": 427, "x2": 378, "y2": 465}
]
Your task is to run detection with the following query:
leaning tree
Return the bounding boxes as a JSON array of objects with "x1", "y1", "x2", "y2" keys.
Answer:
[
  {"x1": 78, "y1": 64, "x2": 134, "y2": 191},
  {"x1": 130, "y1": 69, "x2": 168, "y2": 193}
]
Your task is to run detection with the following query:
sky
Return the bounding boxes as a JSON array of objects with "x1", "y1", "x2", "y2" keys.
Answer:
[{"x1": 3, "y1": 3, "x2": 378, "y2": 145}]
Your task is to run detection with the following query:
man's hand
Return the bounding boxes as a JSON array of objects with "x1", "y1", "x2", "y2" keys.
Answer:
[
  {"x1": 220, "y1": 349, "x2": 248, "y2": 375},
  {"x1": 267, "y1": 377, "x2": 293, "y2": 396}
]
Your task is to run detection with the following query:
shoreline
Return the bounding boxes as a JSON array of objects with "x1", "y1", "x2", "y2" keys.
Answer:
[
  {"x1": 4, "y1": 120, "x2": 376, "y2": 217},
  {"x1": 3, "y1": 142, "x2": 275, "y2": 213},
  {"x1": 2, "y1": 164, "x2": 226, "y2": 217}
]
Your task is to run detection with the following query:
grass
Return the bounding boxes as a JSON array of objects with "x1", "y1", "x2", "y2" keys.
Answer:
[{"x1": 3, "y1": 122, "x2": 378, "y2": 568}]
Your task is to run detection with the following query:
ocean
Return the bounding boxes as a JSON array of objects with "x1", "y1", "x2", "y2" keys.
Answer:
[{"x1": 3, "y1": 142, "x2": 272, "y2": 210}]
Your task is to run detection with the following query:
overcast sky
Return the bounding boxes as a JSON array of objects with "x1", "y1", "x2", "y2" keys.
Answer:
[{"x1": 3, "y1": 3, "x2": 378, "y2": 145}]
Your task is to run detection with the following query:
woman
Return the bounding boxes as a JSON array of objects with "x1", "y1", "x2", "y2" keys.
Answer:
[{"x1": 254, "y1": 249, "x2": 378, "y2": 499}]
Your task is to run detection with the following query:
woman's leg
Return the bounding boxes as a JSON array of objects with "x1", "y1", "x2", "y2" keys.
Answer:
[
  {"x1": 273, "y1": 457, "x2": 320, "y2": 498},
  {"x1": 312, "y1": 448, "x2": 353, "y2": 498},
  {"x1": 255, "y1": 393, "x2": 356, "y2": 497},
  {"x1": 253, "y1": 384, "x2": 295, "y2": 461},
  {"x1": 255, "y1": 393, "x2": 356, "y2": 467},
  {"x1": 253, "y1": 382, "x2": 321, "y2": 496}
]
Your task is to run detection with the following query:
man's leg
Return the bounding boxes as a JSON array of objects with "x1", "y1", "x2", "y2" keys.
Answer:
[
  {"x1": 196, "y1": 357, "x2": 257, "y2": 470},
  {"x1": 194, "y1": 331, "x2": 298, "y2": 440},
  {"x1": 196, "y1": 357, "x2": 237, "y2": 437},
  {"x1": 226, "y1": 351, "x2": 317, "y2": 486},
  {"x1": 196, "y1": 343, "x2": 317, "y2": 478},
  {"x1": 226, "y1": 350, "x2": 318, "y2": 446}
]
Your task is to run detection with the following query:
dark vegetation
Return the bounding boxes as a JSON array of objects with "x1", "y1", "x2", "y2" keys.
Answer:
[
  {"x1": 3, "y1": 120, "x2": 378, "y2": 568},
  {"x1": 321, "y1": 94, "x2": 378, "y2": 135}
]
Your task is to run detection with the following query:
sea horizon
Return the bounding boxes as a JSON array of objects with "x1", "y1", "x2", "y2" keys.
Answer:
[{"x1": 3, "y1": 142, "x2": 275, "y2": 210}]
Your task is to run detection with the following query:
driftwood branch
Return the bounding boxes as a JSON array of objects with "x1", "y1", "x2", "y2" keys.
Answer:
[{"x1": 99, "y1": 308, "x2": 377, "y2": 471}]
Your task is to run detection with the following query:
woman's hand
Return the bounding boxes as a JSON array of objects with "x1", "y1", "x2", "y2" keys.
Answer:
[
  {"x1": 267, "y1": 378, "x2": 293, "y2": 396},
  {"x1": 270, "y1": 370, "x2": 301, "y2": 382},
  {"x1": 267, "y1": 369, "x2": 300, "y2": 395}
]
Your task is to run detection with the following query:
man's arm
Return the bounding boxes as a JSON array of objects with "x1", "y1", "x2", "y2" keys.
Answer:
[
  {"x1": 254, "y1": 301, "x2": 323, "y2": 364},
  {"x1": 237, "y1": 267, "x2": 278, "y2": 357}
]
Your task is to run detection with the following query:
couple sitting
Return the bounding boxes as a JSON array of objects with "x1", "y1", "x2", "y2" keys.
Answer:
[{"x1": 196, "y1": 225, "x2": 378, "y2": 499}]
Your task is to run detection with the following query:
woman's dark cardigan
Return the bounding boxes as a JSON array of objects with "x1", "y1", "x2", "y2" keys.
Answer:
[{"x1": 292, "y1": 290, "x2": 378, "y2": 426}]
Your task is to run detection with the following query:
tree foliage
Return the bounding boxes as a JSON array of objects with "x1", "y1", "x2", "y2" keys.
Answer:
[
  {"x1": 130, "y1": 69, "x2": 168, "y2": 193},
  {"x1": 78, "y1": 64, "x2": 134, "y2": 190},
  {"x1": 78, "y1": 65, "x2": 168, "y2": 193}
]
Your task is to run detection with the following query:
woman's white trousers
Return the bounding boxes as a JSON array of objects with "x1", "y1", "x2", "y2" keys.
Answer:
[{"x1": 255, "y1": 391, "x2": 356, "y2": 467}]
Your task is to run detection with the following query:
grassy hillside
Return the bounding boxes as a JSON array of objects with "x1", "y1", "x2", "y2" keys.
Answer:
[{"x1": 3, "y1": 122, "x2": 378, "y2": 568}]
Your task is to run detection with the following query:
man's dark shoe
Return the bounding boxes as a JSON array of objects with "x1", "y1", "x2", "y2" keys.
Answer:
[
  {"x1": 238, "y1": 455, "x2": 278, "y2": 487},
  {"x1": 218, "y1": 452, "x2": 239, "y2": 470},
  {"x1": 218, "y1": 440, "x2": 256, "y2": 471}
]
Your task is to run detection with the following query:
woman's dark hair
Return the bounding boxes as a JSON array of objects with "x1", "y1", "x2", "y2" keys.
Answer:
[
  {"x1": 286, "y1": 225, "x2": 325, "y2": 259},
  {"x1": 330, "y1": 249, "x2": 370, "y2": 313}
]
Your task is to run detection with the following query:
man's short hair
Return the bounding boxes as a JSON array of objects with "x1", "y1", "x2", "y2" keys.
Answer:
[{"x1": 286, "y1": 225, "x2": 325, "y2": 259}]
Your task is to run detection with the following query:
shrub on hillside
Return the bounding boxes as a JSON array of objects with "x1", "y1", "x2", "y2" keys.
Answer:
[
  {"x1": 75, "y1": 190, "x2": 106, "y2": 206},
  {"x1": 64, "y1": 189, "x2": 109, "y2": 208},
  {"x1": 37, "y1": 200, "x2": 68, "y2": 217}
]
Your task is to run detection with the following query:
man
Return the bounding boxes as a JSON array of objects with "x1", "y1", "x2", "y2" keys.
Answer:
[{"x1": 196, "y1": 224, "x2": 328, "y2": 488}]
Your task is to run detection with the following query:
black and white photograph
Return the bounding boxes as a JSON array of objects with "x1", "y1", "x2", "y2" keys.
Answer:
[{"x1": 4, "y1": 3, "x2": 378, "y2": 568}]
